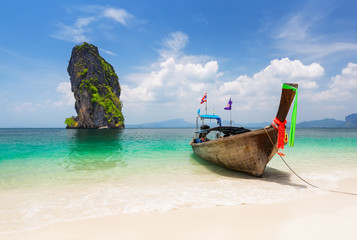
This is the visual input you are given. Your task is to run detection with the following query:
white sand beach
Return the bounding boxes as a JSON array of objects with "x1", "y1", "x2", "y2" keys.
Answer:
[{"x1": 3, "y1": 177, "x2": 356, "y2": 240}]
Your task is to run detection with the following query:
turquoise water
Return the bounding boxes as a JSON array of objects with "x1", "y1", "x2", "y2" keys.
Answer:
[{"x1": 0, "y1": 128, "x2": 357, "y2": 232}]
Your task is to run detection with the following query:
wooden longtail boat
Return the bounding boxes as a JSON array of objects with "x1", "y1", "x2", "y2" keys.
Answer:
[{"x1": 190, "y1": 83, "x2": 298, "y2": 177}]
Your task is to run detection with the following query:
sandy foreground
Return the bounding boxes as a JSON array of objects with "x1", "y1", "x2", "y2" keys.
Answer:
[{"x1": 2, "y1": 178, "x2": 357, "y2": 240}]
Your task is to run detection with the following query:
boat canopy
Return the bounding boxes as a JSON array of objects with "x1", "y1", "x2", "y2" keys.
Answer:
[
  {"x1": 200, "y1": 114, "x2": 222, "y2": 126},
  {"x1": 206, "y1": 126, "x2": 251, "y2": 135}
]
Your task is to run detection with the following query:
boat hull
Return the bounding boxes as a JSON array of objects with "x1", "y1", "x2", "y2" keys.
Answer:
[{"x1": 190, "y1": 127, "x2": 278, "y2": 177}]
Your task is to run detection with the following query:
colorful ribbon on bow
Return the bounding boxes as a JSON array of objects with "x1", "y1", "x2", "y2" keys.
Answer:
[
  {"x1": 273, "y1": 117, "x2": 287, "y2": 156},
  {"x1": 282, "y1": 84, "x2": 298, "y2": 147}
]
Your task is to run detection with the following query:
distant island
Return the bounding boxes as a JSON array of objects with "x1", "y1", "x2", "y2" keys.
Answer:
[
  {"x1": 126, "y1": 113, "x2": 357, "y2": 128},
  {"x1": 296, "y1": 113, "x2": 357, "y2": 128}
]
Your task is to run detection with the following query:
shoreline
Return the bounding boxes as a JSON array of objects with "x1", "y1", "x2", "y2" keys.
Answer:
[{"x1": 2, "y1": 177, "x2": 356, "y2": 240}]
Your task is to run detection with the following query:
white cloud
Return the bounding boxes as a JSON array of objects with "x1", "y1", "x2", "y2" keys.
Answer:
[
  {"x1": 122, "y1": 32, "x2": 327, "y2": 123},
  {"x1": 159, "y1": 31, "x2": 189, "y2": 59},
  {"x1": 122, "y1": 32, "x2": 221, "y2": 108},
  {"x1": 121, "y1": 57, "x2": 221, "y2": 103},
  {"x1": 52, "y1": 6, "x2": 135, "y2": 43},
  {"x1": 53, "y1": 22, "x2": 90, "y2": 43},
  {"x1": 271, "y1": 6, "x2": 357, "y2": 60},
  {"x1": 275, "y1": 14, "x2": 311, "y2": 41},
  {"x1": 53, "y1": 82, "x2": 75, "y2": 107},
  {"x1": 217, "y1": 58, "x2": 323, "y2": 96},
  {"x1": 310, "y1": 62, "x2": 357, "y2": 102},
  {"x1": 277, "y1": 41, "x2": 357, "y2": 60},
  {"x1": 214, "y1": 58, "x2": 323, "y2": 112},
  {"x1": 99, "y1": 48, "x2": 118, "y2": 56},
  {"x1": 103, "y1": 8, "x2": 133, "y2": 25},
  {"x1": 266, "y1": 58, "x2": 324, "y2": 81},
  {"x1": 76, "y1": 16, "x2": 97, "y2": 28},
  {"x1": 14, "y1": 102, "x2": 38, "y2": 112},
  {"x1": 15, "y1": 82, "x2": 75, "y2": 113}
]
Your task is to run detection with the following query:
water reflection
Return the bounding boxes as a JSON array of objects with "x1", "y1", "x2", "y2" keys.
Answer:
[{"x1": 65, "y1": 129, "x2": 127, "y2": 171}]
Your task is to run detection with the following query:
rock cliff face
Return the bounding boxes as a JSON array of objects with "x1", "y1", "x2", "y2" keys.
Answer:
[{"x1": 65, "y1": 42, "x2": 124, "y2": 129}]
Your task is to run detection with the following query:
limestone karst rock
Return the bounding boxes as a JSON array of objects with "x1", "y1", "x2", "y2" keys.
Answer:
[{"x1": 65, "y1": 42, "x2": 124, "y2": 129}]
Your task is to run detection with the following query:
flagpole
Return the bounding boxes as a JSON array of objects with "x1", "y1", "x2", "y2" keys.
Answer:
[
  {"x1": 230, "y1": 96, "x2": 232, "y2": 126},
  {"x1": 230, "y1": 109, "x2": 232, "y2": 126},
  {"x1": 205, "y1": 94, "x2": 207, "y2": 115},
  {"x1": 224, "y1": 97, "x2": 233, "y2": 126}
]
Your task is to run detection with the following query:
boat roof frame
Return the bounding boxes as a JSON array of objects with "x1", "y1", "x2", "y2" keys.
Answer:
[{"x1": 199, "y1": 114, "x2": 222, "y2": 126}]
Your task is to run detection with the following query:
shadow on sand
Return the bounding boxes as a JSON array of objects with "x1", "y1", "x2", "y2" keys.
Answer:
[{"x1": 190, "y1": 153, "x2": 306, "y2": 189}]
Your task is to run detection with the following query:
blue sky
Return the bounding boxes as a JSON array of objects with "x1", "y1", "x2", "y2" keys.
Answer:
[{"x1": 1, "y1": 0, "x2": 357, "y2": 127}]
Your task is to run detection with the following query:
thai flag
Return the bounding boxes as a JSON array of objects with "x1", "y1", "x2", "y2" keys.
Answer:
[
  {"x1": 200, "y1": 92, "x2": 207, "y2": 104},
  {"x1": 224, "y1": 98, "x2": 232, "y2": 110}
]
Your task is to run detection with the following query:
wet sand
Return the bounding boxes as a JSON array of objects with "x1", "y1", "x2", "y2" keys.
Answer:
[{"x1": 2, "y1": 177, "x2": 356, "y2": 240}]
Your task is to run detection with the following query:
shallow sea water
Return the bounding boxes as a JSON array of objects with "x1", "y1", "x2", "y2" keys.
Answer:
[{"x1": 0, "y1": 128, "x2": 356, "y2": 232}]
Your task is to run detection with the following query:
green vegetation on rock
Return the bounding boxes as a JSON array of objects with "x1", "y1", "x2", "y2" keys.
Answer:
[
  {"x1": 78, "y1": 68, "x2": 88, "y2": 77},
  {"x1": 100, "y1": 58, "x2": 118, "y2": 81},
  {"x1": 82, "y1": 80, "x2": 123, "y2": 123},
  {"x1": 74, "y1": 42, "x2": 96, "y2": 54},
  {"x1": 65, "y1": 116, "x2": 78, "y2": 128}
]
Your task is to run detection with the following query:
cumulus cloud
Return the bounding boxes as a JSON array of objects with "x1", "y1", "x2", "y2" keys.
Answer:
[
  {"x1": 121, "y1": 31, "x2": 222, "y2": 107},
  {"x1": 121, "y1": 31, "x2": 328, "y2": 123},
  {"x1": 52, "y1": 6, "x2": 134, "y2": 43},
  {"x1": 217, "y1": 58, "x2": 323, "y2": 96},
  {"x1": 53, "y1": 82, "x2": 75, "y2": 107},
  {"x1": 310, "y1": 62, "x2": 357, "y2": 102},
  {"x1": 266, "y1": 58, "x2": 323, "y2": 81},
  {"x1": 214, "y1": 58, "x2": 323, "y2": 112},
  {"x1": 121, "y1": 57, "x2": 220, "y2": 103}
]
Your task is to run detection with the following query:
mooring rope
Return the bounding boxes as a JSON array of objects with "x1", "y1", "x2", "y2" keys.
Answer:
[{"x1": 264, "y1": 127, "x2": 357, "y2": 196}]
